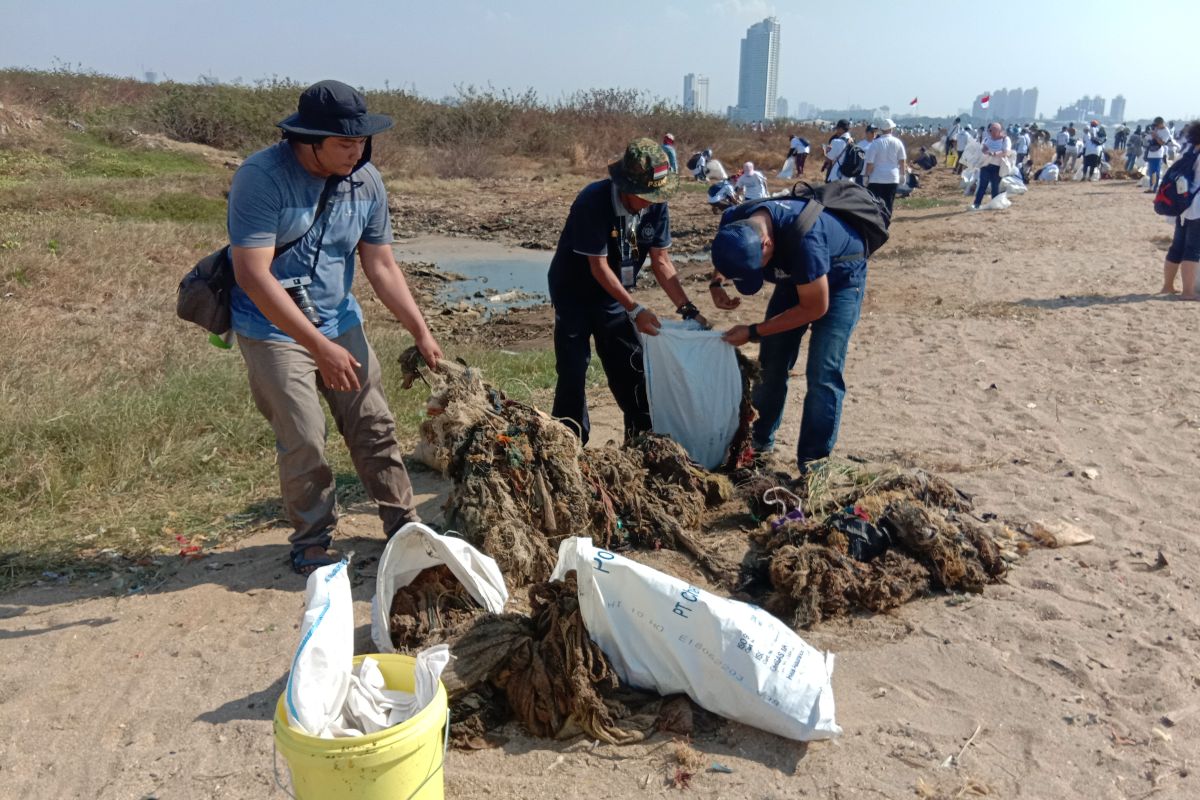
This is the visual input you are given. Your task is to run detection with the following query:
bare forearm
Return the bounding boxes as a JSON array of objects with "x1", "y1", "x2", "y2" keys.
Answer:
[
  {"x1": 650, "y1": 253, "x2": 689, "y2": 309},
  {"x1": 369, "y1": 265, "x2": 433, "y2": 340}
]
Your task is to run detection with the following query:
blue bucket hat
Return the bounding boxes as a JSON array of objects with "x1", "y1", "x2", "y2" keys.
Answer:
[
  {"x1": 278, "y1": 80, "x2": 393, "y2": 138},
  {"x1": 711, "y1": 220, "x2": 765, "y2": 295}
]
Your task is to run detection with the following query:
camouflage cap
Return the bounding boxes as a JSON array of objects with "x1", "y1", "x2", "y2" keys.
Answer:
[{"x1": 608, "y1": 137, "x2": 679, "y2": 203}]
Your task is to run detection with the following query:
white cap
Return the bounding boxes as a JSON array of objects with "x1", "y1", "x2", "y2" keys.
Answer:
[{"x1": 880, "y1": 118, "x2": 896, "y2": 131}]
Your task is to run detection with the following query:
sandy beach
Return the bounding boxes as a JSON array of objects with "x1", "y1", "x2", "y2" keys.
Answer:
[{"x1": 2, "y1": 171, "x2": 1197, "y2": 800}]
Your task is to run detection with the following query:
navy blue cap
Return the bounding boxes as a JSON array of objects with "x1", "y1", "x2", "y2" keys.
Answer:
[{"x1": 711, "y1": 220, "x2": 765, "y2": 295}]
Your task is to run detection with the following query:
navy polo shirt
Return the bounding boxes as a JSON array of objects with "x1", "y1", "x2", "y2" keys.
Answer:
[
  {"x1": 547, "y1": 179, "x2": 671, "y2": 305},
  {"x1": 720, "y1": 198, "x2": 866, "y2": 291}
]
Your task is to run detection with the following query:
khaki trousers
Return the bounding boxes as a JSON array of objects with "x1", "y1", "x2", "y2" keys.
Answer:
[{"x1": 238, "y1": 324, "x2": 417, "y2": 553}]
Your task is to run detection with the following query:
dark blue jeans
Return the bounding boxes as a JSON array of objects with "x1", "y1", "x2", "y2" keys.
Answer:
[
  {"x1": 751, "y1": 280, "x2": 864, "y2": 470},
  {"x1": 973, "y1": 163, "x2": 1002, "y2": 207},
  {"x1": 551, "y1": 296, "x2": 650, "y2": 445}
]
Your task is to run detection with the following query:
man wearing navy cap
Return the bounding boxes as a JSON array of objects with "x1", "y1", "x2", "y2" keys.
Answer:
[
  {"x1": 710, "y1": 196, "x2": 869, "y2": 473},
  {"x1": 548, "y1": 138, "x2": 705, "y2": 444},
  {"x1": 228, "y1": 80, "x2": 442, "y2": 575}
]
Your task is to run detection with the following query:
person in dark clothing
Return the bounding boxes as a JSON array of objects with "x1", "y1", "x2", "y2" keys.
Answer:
[
  {"x1": 708, "y1": 197, "x2": 869, "y2": 473},
  {"x1": 548, "y1": 138, "x2": 707, "y2": 443}
]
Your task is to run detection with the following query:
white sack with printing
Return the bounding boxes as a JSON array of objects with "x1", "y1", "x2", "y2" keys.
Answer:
[
  {"x1": 641, "y1": 319, "x2": 741, "y2": 470},
  {"x1": 372, "y1": 522, "x2": 508, "y2": 653},
  {"x1": 285, "y1": 560, "x2": 355, "y2": 737},
  {"x1": 286, "y1": 559, "x2": 451, "y2": 739},
  {"x1": 551, "y1": 537, "x2": 841, "y2": 742}
]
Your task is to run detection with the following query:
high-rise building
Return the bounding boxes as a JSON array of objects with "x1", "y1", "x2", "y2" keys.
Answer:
[
  {"x1": 729, "y1": 17, "x2": 780, "y2": 123},
  {"x1": 1020, "y1": 87, "x2": 1038, "y2": 120},
  {"x1": 682, "y1": 73, "x2": 709, "y2": 112},
  {"x1": 776, "y1": 97, "x2": 788, "y2": 119},
  {"x1": 1109, "y1": 95, "x2": 1126, "y2": 122}
]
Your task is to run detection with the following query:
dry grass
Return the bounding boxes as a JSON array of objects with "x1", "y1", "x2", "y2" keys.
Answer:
[{"x1": 0, "y1": 116, "x2": 563, "y2": 589}]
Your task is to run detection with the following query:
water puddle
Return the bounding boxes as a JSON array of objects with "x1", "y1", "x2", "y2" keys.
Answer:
[{"x1": 393, "y1": 235, "x2": 552, "y2": 310}]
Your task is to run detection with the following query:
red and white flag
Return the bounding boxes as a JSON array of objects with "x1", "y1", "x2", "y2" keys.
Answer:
[
  {"x1": 909, "y1": 97, "x2": 918, "y2": 106},
  {"x1": 980, "y1": 94, "x2": 991, "y2": 109}
]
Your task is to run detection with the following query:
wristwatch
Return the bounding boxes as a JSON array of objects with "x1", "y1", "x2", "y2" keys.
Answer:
[
  {"x1": 747, "y1": 323, "x2": 762, "y2": 343},
  {"x1": 709, "y1": 279, "x2": 725, "y2": 289},
  {"x1": 677, "y1": 301, "x2": 700, "y2": 321}
]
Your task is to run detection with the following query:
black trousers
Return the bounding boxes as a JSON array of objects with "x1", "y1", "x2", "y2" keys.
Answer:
[
  {"x1": 867, "y1": 182, "x2": 898, "y2": 215},
  {"x1": 551, "y1": 297, "x2": 650, "y2": 445}
]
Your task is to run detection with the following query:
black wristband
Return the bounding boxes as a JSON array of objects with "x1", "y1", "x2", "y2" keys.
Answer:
[
  {"x1": 678, "y1": 301, "x2": 700, "y2": 321},
  {"x1": 748, "y1": 323, "x2": 762, "y2": 343},
  {"x1": 709, "y1": 279, "x2": 724, "y2": 289}
]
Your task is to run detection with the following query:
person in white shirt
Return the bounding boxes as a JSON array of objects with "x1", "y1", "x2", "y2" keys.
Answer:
[
  {"x1": 971, "y1": 122, "x2": 1012, "y2": 210},
  {"x1": 954, "y1": 125, "x2": 972, "y2": 175},
  {"x1": 1016, "y1": 127, "x2": 1031, "y2": 167},
  {"x1": 855, "y1": 125, "x2": 877, "y2": 186},
  {"x1": 692, "y1": 149, "x2": 712, "y2": 182},
  {"x1": 1055, "y1": 126, "x2": 1070, "y2": 165},
  {"x1": 735, "y1": 161, "x2": 769, "y2": 200},
  {"x1": 706, "y1": 178, "x2": 738, "y2": 213},
  {"x1": 864, "y1": 119, "x2": 907, "y2": 214},
  {"x1": 1161, "y1": 122, "x2": 1200, "y2": 299},
  {"x1": 823, "y1": 119, "x2": 854, "y2": 182},
  {"x1": 788, "y1": 134, "x2": 811, "y2": 175},
  {"x1": 1082, "y1": 121, "x2": 1106, "y2": 180},
  {"x1": 1145, "y1": 118, "x2": 1172, "y2": 192}
]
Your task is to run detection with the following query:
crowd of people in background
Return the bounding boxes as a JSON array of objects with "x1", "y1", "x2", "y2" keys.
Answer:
[{"x1": 676, "y1": 111, "x2": 1199, "y2": 300}]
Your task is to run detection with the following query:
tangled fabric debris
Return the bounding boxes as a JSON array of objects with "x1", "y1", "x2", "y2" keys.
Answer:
[
  {"x1": 742, "y1": 464, "x2": 1020, "y2": 629},
  {"x1": 401, "y1": 349, "x2": 733, "y2": 587},
  {"x1": 393, "y1": 350, "x2": 1047, "y2": 743},
  {"x1": 390, "y1": 569, "x2": 665, "y2": 745}
]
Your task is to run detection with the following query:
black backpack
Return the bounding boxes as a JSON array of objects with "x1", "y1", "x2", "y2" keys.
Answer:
[
  {"x1": 686, "y1": 152, "x2": 702, "y2": 170},
  {"x1": 839, "y1": 141, "x2": 866, "y2": 178},
  {"x1": 738, "y1": 181, "x2": 891, "y2": 258},
  {"x1": 1153, "y1": 147, "x2": 1200, "y2": 217}
]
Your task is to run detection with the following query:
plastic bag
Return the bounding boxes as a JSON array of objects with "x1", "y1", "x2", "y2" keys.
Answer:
[
  {"x1": 334, "y1": 648, "x2": 450, "y2": 736},
  {"x1": 706, "y1": 159, "x2": 729, "y2": 180},
  {"x1": 999, "y1": 176, "x2": 1027, "y2": 195},
  {"x1": 1072, "y1": 164, "x2": 1085, "y2": 181},
  {"x1": 777, "y1": 158, "x2": 795, "y2": 180},
  {"x1": 641, "y1": 320, "x2": 741, "y2": 470},
  {"x1": 961, "y1": 139, "x2": 984, "y2": 169},
  {"x1": 1038, "y1": 164, "x2": 1060, "y2": 182},
  {"x1": 286, "y1": 560, "x2": 355, "y2": 737},
  {"x1": 1138, "y1": 173, "x2": 1151, "y2": 189},
  {"x1": 984, "y1": 192, "x2": 1011, "y2": 211},
  {"x1": 371, "y1": 522, "x2": 508, "y2": 653},
  {"x1": 551, "y1": 537, "x2": 841, "y2": 742}
]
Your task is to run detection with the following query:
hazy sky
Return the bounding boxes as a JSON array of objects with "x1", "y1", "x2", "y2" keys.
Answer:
[{"x1": 2, "y1": 0, "x2": 1194, "y2": 121}]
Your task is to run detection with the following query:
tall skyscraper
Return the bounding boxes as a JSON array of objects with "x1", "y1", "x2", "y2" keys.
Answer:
[
  {"x1": 1109, "y1": 95, "x2": 1126, "y2": 122},
  {"x1": 730, "y1": 17, "x2": 780, "y2": 123},
  {"x1": 1020, "y1": 88, "x2": 1038, "y2": 120},
  {"x1": 776, "y1": 97, "x2": 788, "y2": 119},
  {"x1": 683, "y1": 73, "x2": 709, "y2": 112}
]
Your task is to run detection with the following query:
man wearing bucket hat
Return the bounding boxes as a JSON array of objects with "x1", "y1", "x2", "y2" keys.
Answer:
[
  {"x1": 227, "y1": 79, "x2": 442, "y2": 576},
  {"x1": 548, "y1": 137, "x2": 706, "y2": 444},
  {"x1": 709, "y1": 195, "x2": 870, "y2": 474}
]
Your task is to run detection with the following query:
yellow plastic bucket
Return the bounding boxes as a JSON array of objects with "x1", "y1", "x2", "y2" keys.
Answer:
[{"x1": 273, "y1": 653, "x2": 448, "y2": 800}]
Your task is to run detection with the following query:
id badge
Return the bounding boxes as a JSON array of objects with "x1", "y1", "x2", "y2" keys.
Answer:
[{"x1": 620, "y1": 265, "x2": 635, "y2": 288}]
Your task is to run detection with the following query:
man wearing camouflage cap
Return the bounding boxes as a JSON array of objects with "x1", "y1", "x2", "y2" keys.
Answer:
[{"x1": 548, "y1": 137, "x2": 706, "y2": 444}]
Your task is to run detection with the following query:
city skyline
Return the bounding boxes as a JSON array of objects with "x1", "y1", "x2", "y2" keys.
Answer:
[{"x1": 2, "y1": 1, "x2": 1194, "y2": 122}]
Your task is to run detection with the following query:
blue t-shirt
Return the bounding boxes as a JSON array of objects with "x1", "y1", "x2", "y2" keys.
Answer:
[
  {"x1": 662, "y1": 143, "x2": 678, "y2": 172},
  {"x1": 720, "y1": 198, "x2": 866, "y2": 291},
  {"x1": 226, "y1": 141, "x2": 393, "y2": 342},
  {"x1": 547, "y1": 179, "x2": 671, "y2": 305}
]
